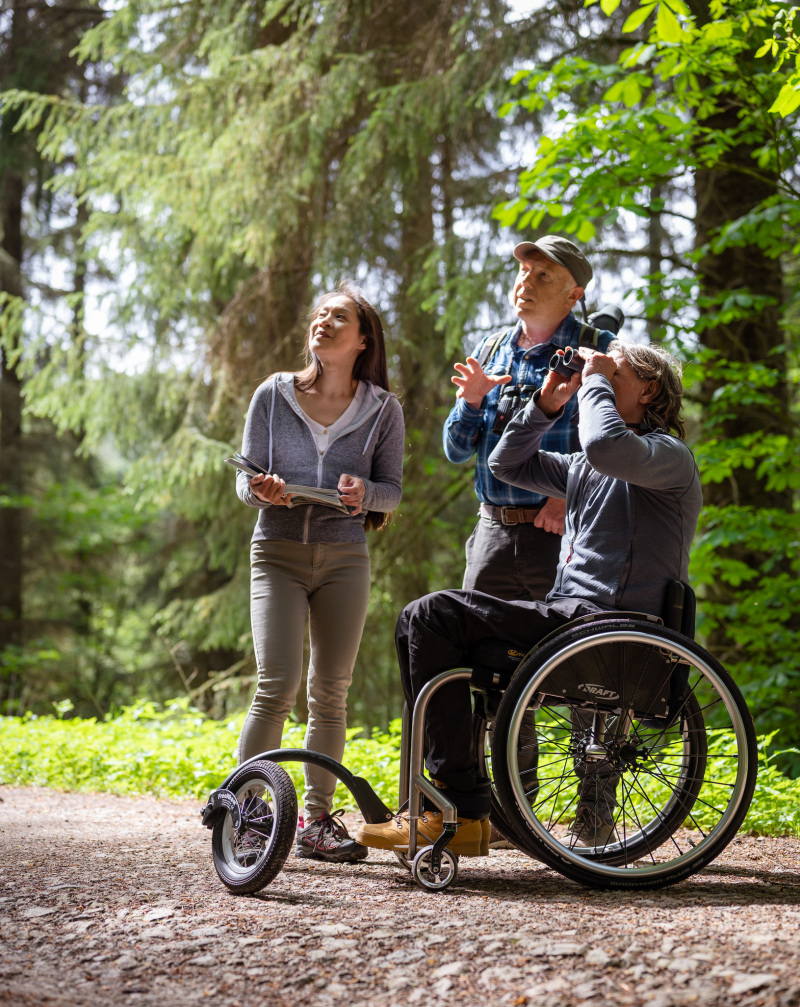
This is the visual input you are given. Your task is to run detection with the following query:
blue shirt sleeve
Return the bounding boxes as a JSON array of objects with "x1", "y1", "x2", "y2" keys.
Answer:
[
  {"x1": 443, "y1": 397, "x2": 485, "y2": 463},
  {"x1": 442, "y1": 331, "x2": 499, "y2": 464}
]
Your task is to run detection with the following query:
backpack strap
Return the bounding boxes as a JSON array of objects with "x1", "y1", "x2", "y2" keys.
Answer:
[{"x1": 475, "y1": 329, "x2": 509, "y2": 370}]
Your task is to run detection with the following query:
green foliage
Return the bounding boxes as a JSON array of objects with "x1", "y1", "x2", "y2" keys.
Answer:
[
  {"x1": 753, "y1": 1, "x2": 800, "y2": 113},
  {"x1": 1, "y1": 452, "x2": 184, "y2": 720},
  {"x1": 498, "y1": 0, "x2": 800, "y2": 775},
  {"x1": 0, "y1": 700, "x2": 402, "y2": 810},
  {"x1": 1, "y1": 703, "x2": 798, "y2": 834},
  {"x1": 496, "y1": 3, "x2": 796, "y2": 260},
  {"x1": 2, "y1": 0, "x2": 549, "y2": 728},
  {"x1": 748, "y1": 732, "x2": 800, "y2": 834}
]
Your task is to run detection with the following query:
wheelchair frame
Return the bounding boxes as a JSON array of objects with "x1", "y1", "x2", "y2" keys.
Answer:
[{"x1": 202, "y1": 586, "x2": 757, "y2": 894}]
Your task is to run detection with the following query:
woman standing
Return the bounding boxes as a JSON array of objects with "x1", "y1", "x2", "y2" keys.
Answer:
[{"x1": 235, "y1": 281, "x2": 404, "y2": 863}]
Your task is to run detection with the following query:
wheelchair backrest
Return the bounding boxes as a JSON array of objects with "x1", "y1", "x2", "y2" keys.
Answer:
[{"x1": 663, "y1": 580, "x2": 696, "y2": 639}]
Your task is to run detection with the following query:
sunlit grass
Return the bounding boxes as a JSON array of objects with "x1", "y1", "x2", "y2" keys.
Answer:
[
  {"x1": 1, "y1": 701, "x2": 798, "y2": 835},
  {"x1": 0, "y1": 699, "x2": 402, "y2": 812}
]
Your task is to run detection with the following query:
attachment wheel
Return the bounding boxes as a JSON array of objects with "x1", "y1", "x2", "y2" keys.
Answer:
[
  {"x1": 210, "y1": 759, "x2": 297, "y2": 895},
  {"x1": 410, "y1": 845, "x2": 459, "y2": 891}
]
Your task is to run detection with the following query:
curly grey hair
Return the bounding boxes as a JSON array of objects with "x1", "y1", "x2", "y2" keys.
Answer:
[{"x1": 608, "y1": 340, "x2": 687, "y2": 440}]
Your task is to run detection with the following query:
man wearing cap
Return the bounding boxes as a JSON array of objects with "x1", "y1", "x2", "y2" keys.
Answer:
[
  {"x1": 444, "y1": 236, "x2": 615, "y2": 603},
  {"x1": 442, "y1": 237, "x2": 616, "y2": 848}
]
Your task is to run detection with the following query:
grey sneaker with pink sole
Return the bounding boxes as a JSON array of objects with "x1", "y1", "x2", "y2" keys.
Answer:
[{"x1": 295, "y1": 810, "x2": 368, "y2": 863}]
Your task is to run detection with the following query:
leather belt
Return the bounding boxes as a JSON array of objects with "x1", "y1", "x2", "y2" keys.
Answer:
[{"x1": 480, "y1": 503, "x2": 542, "y2": 526}]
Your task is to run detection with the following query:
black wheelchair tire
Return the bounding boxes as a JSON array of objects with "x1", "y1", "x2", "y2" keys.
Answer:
[{"x1": 211, "y1": 760, "x2": 298, "y2": 895}]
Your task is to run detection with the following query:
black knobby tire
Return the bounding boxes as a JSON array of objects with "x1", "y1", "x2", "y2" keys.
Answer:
[
  {"x1": 211, "y1": 760, "x2": 298, "y2": 895},
  {"x1": 492, "y1": 621, "x2": 757, "y2": 890}
]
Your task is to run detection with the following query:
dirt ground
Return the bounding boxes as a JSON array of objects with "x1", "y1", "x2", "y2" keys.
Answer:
[{"x1": 1, "y1": 785, "x2": 800, "y2": 1007}]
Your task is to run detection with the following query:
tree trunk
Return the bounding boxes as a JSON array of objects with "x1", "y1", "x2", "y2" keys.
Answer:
[
  {"x1": 646, "y1": 187, "x2": 666, "y2": 341},
  {"x1": 693, "y1": 104, "x2": 791, "y2": 660},
  {"x1": 0, "y1": 2, "x2": 25, "y2": 653},
  {"x1": 391, "y1": 156, "x2": 440, "y2": 603}
]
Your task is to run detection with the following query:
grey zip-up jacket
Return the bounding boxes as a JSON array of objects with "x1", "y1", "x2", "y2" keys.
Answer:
[
  {"x1": 237, "y1": 374, "x2": 405, "y2": 544},
  {"x1": 488, "y1": 373, "x2": 702, "y2": 617}
]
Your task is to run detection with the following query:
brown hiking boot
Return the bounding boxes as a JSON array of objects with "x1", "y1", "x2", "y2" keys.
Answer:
[{"x1": 356, "y1": 811, "x2": 487, "y2": 856}]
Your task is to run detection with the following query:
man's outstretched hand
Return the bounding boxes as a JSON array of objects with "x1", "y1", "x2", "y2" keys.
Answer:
[{"x1": 452, "y1": 356, "x2": 512, "y2": 408}]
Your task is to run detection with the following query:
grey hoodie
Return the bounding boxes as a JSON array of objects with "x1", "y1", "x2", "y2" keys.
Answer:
[
  {"x1": 488, "y1": 373, "x2": 702, "y2": 617},
  {"x1": 237, "y1": 373, "x2": 405, "y2": 544}
]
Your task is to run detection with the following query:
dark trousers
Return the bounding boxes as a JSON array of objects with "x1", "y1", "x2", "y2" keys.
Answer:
[
  {"x1": 462, "y1": 516, "x2": 563, "y2": 602},
  {"x1": 395, "y1": 589, "x2": 601, "y2": 816},
  {"x1": 463, "y1": 516, "x2": 561, "y2": 817}
]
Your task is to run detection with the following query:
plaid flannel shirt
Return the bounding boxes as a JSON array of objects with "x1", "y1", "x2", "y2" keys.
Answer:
[{"x1": 443, "y1": 315, "x2": 615, "y2": 507}]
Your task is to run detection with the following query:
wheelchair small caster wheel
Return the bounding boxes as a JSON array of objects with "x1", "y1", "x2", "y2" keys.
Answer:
[
  {"x1": 393, "y1": 850, "x2": 412, "y2": 871},
  {"x1": 411, "y1": 845, "x2": 458, "y2": 891}
]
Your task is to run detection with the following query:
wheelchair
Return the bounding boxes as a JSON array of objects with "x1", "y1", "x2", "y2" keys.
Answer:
[{"x1": 201, "y1": 582, "x2": 757, "y2": 893}]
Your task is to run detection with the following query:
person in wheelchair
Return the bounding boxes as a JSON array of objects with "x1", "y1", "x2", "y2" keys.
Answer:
[{"x1": 356, "y1": 340, "x2": 702, "y2": 856}]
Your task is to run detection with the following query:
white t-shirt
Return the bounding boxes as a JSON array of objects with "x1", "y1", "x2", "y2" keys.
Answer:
[{"x1": 301, "y1": 381, "x2": 368, "y2": 456}]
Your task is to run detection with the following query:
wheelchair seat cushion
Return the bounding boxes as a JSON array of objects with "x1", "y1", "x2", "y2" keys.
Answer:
[{"x1": 468, "y1": 638, "x2": 525, "y2": 673}]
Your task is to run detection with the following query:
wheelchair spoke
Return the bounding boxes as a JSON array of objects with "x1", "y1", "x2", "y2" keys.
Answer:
[
  {"x1": 617, "y1": 777, "x2": 660, "y2": 863},
  {"x1": 531, "y1": 773, "x2": 581, "y2": 829},
  {"x1": 635, "y1": 764, "x2": 731, "y2": 790},
  {"x1": 622, "y1": 772, "x2": 688, "y2": 860}
]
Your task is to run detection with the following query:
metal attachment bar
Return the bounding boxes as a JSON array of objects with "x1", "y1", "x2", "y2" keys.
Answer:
[
  {"x1": 407, "y1": 668, "x2": 472, "y2": 859},
  {"x1": 584, "y1": 711, "x2": 608, "y2": 760}
]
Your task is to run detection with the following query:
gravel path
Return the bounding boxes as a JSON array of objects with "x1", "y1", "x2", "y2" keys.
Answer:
[{"x1": 2, "y1": 785, "x2": 800, "y2": 1006}]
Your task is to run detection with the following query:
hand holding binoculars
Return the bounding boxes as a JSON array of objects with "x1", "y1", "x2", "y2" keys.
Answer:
[{"x1": 548, "y1": 346, "x2": 584, "y2": 379}]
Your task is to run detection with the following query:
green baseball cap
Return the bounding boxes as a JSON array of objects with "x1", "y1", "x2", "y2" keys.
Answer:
[{"x1": 513, "y1": 235, "x2": 593, "y2": 289}]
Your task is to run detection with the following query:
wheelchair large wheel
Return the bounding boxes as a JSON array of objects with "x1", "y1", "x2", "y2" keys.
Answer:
[
  {"x1": 492, "y1": 620, "x2": 757, "y2": 889},
  {"x1": 211, "y1": 760, "x2": 298, "y2": 894},
  {"x1": 480, "y1": 692, "x2": 702, "y2": 863}
]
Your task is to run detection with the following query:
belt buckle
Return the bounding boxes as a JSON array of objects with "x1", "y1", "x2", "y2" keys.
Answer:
[{"x1": 500, "y1": 507, "x2": 519, "y2": 525}]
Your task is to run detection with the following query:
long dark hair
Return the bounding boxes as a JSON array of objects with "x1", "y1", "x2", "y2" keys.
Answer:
[
  {"x1": 295, "y1": 281, "x2": 394, "y2": 532},
  {"x1": 295, "y1": 280, "x2": 391, "y2": 393}
]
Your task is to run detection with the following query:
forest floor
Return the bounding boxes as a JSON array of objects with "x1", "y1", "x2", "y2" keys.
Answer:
[{"x1": 1, "y1": 786, "x2": 800, "y2": 1007}]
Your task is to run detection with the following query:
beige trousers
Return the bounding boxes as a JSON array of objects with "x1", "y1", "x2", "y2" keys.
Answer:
[{"x1": 238, "y1": 538, "x2": 371, "y2": 819}]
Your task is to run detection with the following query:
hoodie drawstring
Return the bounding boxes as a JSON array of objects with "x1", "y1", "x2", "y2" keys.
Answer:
[{"x1": 268, "y1": 380, "x2": 276, "y2": 472}]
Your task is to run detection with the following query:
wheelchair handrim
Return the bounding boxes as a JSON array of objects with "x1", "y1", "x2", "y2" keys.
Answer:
[{"x1": 505, "y1": 628, "x2": 752, "y2": 881}]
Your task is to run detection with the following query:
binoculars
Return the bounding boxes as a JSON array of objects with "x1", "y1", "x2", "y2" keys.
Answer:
[
  {"x1": 548, "y1": 346, "x2": 585, "y2": 378},
  {"x1": 492, "y1": 383, "x2": 538, "y2": 435}
]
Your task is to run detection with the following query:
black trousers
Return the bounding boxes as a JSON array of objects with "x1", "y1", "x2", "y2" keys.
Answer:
[
  {"x1": 395, "y1": 589, "x2": 601, "y2": 815},
  {"x1": 462, "y1": 516, "x2": 563, "y2": 602}
]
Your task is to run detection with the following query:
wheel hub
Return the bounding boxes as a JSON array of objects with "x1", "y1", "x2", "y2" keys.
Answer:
[{"x1": 573, "y1": 732, "x2": 648, "y2": 772}]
